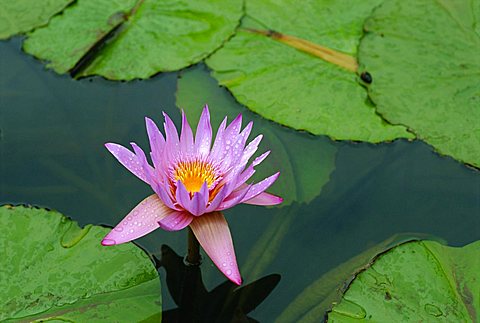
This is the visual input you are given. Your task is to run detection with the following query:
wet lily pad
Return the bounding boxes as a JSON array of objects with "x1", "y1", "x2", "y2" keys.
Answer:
[
  {"x1": 327, "y1": 240, "x2": 480, "y2": 322},
  {"x1": 359, "y1": 0, "x2": 480, "y2": 168},
  {"x1": 176, "y1": 65, "x2": 337, "y2": 206},
  {"x1": 0, "y1": 205, "x2": 161, "y2": 322},
  {"x1": 206, "y1": 0, "x2": 413, "y2": 142},
  {"x1": 0, "y1": 0, "x2": 73, "y2": 40},
  {"x1": 23, "y1": 0, "x2": 243, "y2": 80}
]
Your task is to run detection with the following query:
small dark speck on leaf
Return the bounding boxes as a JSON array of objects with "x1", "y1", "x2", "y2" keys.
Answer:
[
  {"x1": 385, "y1": 291, "x2": 392, "y2": 300},
  {"x1": 360, "y1": 72, "x2": 372, "y2": 84}
]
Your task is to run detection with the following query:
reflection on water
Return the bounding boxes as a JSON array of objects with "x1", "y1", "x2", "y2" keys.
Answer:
[{"x1": 1, "y1": 38, "x2": 479, "y2": 322}]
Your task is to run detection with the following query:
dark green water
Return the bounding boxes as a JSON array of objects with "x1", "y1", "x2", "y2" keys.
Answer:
[{"x1": 1, "y1": 38, "x2": 479, "y2": 322}]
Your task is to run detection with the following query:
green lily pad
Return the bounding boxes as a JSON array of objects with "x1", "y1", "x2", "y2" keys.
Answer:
[
  {"x1": 0, "y1": 205, "x2": 161, "y2": 322},
  {"x1": 327, "y1": 240, "x2": 480, "y2": 322},
  {"x1": 0, "y1": 0, "x2": 73, "y2": 40},
  {"x1": 359, "y1": 0, "x2": 480, "y2": 168},
  {"x1": 206, "y1": 0, "x2": 413, "y2": 142},
  {"x1": 176, "y1": 65, "x2": 337, "y2": 206},
  {"x1": 23, "y1": 0, "x2": 243, "y2": 80}
]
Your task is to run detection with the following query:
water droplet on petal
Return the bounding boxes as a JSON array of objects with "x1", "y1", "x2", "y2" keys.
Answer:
[
  {"x1": 222, "y1": 262, "x2": 227, "y2": 267},
  {"x1": 226, "y1": 269, "x2": 232, "y2": 276},
  {"x1": 114, "y1": 227, "x2": 123, "y2": 232}
]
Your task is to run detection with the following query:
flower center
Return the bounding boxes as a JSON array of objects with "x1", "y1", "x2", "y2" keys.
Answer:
[{"x1": 174, "y1": 160, "x2": 217, "y2": 193}]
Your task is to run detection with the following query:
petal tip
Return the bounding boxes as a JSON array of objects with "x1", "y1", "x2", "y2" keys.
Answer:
[{"x1": 101, "y1": 238, "x2": 117, "y2": 246}]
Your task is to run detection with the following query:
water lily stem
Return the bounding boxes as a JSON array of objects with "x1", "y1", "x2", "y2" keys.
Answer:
[{"x1": 186, "y1": 227, "x2": 201, "y2": 265}]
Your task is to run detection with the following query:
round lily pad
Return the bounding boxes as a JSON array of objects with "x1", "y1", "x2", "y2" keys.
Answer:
[
  {"x1": 327, "y1": 240, "x2": 480, "y2": 322},
  {"x1": 0, "y1": 205, "x2": 161, "y2": 322},
  {"x1": 23, "y1": 0, "x2": 243, "y2": 80},
  {"x1": 359, "y1": 0, "x2": 480, "y2": 168},
  {"x1": 0, "y1": 0, "x2": 73, "y2": 40},
  {"x1": 206, "y1": 0, "x2": 412, "y2": 142}
]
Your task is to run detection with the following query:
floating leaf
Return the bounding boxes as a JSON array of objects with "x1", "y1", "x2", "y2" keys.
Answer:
[
  {"x1": 176, "y1": 64, "x2": 337, "y2": 206},
  {"x1": 23, "y1": 0, "x2": 243, "y2": 80},
  {"x1": 327, "y1": 240, "x2": 480, "y2": 322},
  {"x1": 0, "y1": 0, "x2": 73, "y2": 40},
  {"x1": 0, "y1": 205, "x2": 161, "y2": 322},
  {"x1": 206, "y1": 0, "x2": 413, "y2": 142},
  {"x1": 359, "y1": 0, "x2": 480, "y2": 168}
]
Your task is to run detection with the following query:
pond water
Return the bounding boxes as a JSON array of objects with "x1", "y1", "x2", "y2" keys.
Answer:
[{"x1": 1, "y1": 37, "x2": 479, "y2": 322}]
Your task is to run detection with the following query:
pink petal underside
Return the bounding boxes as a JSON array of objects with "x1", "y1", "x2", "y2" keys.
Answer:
[
  {"x1": 240, "y1": 172, "x2": 280, "y2": 203},
  {"x1": 158, "y1": 210, "x2": 193, "y2": 231},
  {"x1": 180, "y1": 110, "x2": 195, "y2": 155},
  {"x1": 243, "y1": 191, "x2": 283, "y2": 206},
  {"x1": 195, "y1": 105, "x2": 212, "y2": 156},
  {"x1": 101, "y1": 194, "x2": 179, "y2": 246},
  {"x1": 189, "y1": 212, "x2": 242, "y2": 285},
  {"x1": 145, "y1": 117, "x2": 165, "y2": 169},
  {"x1": 105, "y1": 143, "x2": 149, "y2": 184}
]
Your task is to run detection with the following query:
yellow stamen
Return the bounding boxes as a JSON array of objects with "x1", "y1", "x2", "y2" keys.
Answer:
[{"x1": 174, "y1": 160, "x2": 217, "y2": 194}]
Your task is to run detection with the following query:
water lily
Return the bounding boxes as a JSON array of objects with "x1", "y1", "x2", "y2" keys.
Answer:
[{"x1": 102, "y1": 105, "x2": 282, "y2": 285}]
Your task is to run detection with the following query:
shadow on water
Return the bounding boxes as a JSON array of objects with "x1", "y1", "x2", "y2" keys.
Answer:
[{"x1": 1, "y1": 37, "x2": 479, "y2": 322}]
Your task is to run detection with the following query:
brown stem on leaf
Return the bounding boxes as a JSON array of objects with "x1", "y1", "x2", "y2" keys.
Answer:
[{"x1": 243, "y1": 28, "x2": 358, "y2": 72}]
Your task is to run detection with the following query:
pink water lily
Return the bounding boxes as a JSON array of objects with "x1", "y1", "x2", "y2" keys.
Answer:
[{"x1": 102, "y1": 105, "x2": 282, "y2": 285}]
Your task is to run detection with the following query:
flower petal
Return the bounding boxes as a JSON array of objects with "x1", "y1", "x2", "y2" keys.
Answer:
[
  {"x1": 145, "y1": 117, "x2": 165, "y2": 169},
  {"x1": 206, "y1": 185, "x2": 228, "y2": 212},
  {"x1": 240, "y1": 172, "x2": 280, "y2": 203},
  {"x1": 180, "y1": 110, "x2": 195, "y2": 155},
  {"x1": 130, "y1": 142, "x2": 154, "y2": 182},
  {"x1": 195, "y1": 105, "x2": 213, "y2": 156},
  {"x1": 175, "y1": 180, "x2": 192, "y2": 211},
  {"x1": 189, "y1": 212, "x2": 242, "y2": 285},
  {"x1": 236, "y1": 151, "x2": 271, "y2": 187},
  {"x1": 163, "y1": 112, "x2": 180, "y2": 157},
  {"x1": 189, "y1": 182, "x2": 209, "y2": 216},
  {"x1": 218, "y1": 184, "x2": 252, "y2": 210},
  {"x1": 105, "y1": 143, "x2": 149, "y2": 184},
  {"x1": 210, "y1": 116, "x2": 227, "y2": 160},
  {"x1": 243, "y1": 191, "x2": 283, "y2": 206},
  {"x1": 101, "y1": 194, "x2": 177, "y2": 246},
  {"x1": 158, "y1": 211, "x2": 193, "y2": 231}
]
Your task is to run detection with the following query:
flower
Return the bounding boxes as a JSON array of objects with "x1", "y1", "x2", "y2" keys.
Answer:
[{"x1": 101, "y1": 105, "x2": 282, "y2": 285}]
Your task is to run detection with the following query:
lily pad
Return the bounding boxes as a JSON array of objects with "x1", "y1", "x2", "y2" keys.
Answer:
[
  {"x1": 0, "y1": 0, "x2": 73, "y2": 40},
  {"x1": 359, "y1": 0, "x2": 480, "y2": 168},
  {"x1": 327, "y1": 240, "x2": 480, "y2": 322},
  {"x1": 0, "y1": 205, "x2": 161, "y2": 322},
  {"x1": 176, "y1": 65, "x2": 337, "y2": 206},
  {"x1": 206, "y1": 0, "x2": 413, "y2": 142},
  {"x1": 23, "y1": 0, "x2": 243, "y2": 80}
]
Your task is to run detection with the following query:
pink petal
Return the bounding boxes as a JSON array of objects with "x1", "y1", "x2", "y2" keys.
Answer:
[
  {"x1": 206, "y1": 185, "x2": 228, "y2": 212},
  {"x1": 180, "y1": 110, "x2": 195, "y2": 155},
  {"x1": 218, "y1": 184, "x2": 252, "y2": 210},
  {"x1": 243, "y1": 192, "x2": 283, "y2": 206},
  {"x1": 175, "y1": 181, "x2": 191, "y2": 211},
  {"x1": 195, "y1": 105, "x2": 212, "y2": 156},
  {"x1": 210, "y1": 117, "x2": 228, "y2": 160},
  {"x1": 158, "y1": 211, "x2": 193, "y2": 231},
  {"x1": 101, "y1": 194, "x2": 179, "y2": 246},
  {"x1": 225, "y1": 114, "x2": 242, "y2": 138},
  {"x1": 163, "y1": 112, "x2": 180, "y2": 155},
  {"x1": 189, "y1": 212, "x2": 242, "y2": 285},
  {"x1": 189, "y1": 182, "x2": 209, "y2": 216},
  {"x1": 130, "y1": 142, "x2": 154, "y2": 182},
  {"x1": 151, "y1": 181, "x2": 181, "y2": 211},
  {"x1": 240, "y1": 172, "x2": 280, "y2": 203},
  {"x1": 236, "y1": 151, "x2": 271, "y2": 187},
  {"x1": 239, "y1": 134, "x2": 263, "y2": 167},
  {"x1": 145, "y1": 117, "x2": 165, "y2": 169},
  {"x1": 105, "y1": 143, "x2": 149, "y2": 184}
]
